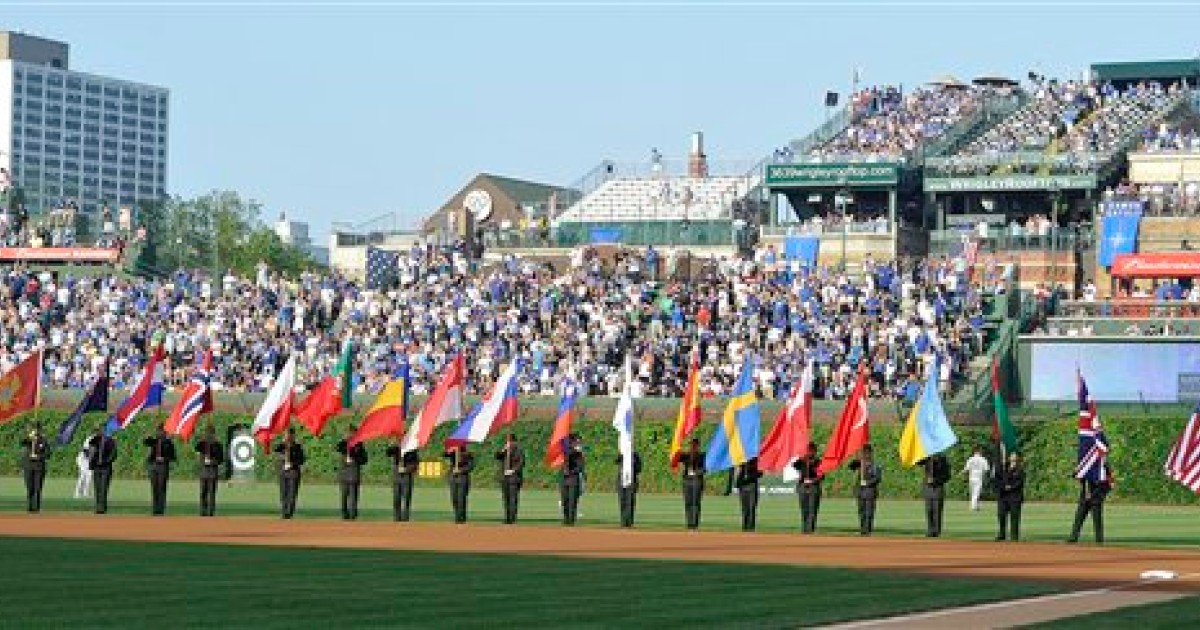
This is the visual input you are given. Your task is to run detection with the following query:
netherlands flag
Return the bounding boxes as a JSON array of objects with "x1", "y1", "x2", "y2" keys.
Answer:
[
  {"x1": 445, "y1": 358, "x2": 521, "y2": 447},
  {"x1": 108, "y1": 345, "x2": 166, "y2": 432},
  {"x1": 164, "y1": 350, "x2": 213, "y2": 441}
]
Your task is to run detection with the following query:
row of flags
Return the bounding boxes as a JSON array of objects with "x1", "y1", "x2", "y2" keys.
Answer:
[{"x1": 0, "y1": 334, "x2": 1196, "y2": 498}]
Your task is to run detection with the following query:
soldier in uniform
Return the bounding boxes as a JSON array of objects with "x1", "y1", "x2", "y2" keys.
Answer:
[
  {"x1": 335, "y1": 427, "x2": 369, "y2": 520},
  {"x1": 679, "y1": 438, "x2": 706, "y2": 530},
  {"x1": 735, "y1": 458, "x2": 762, "y2": 532},
  {"x1": 921, "y1": 453, "x2": 952, "y2": 537},
  {"x1": 87, "y1": 427, "x2": 118, "y2": 514},
  {"x1": 792, "y1": 442, "x2": 823, "y2": 533},
  {"x1": 560, "y1": 434, "x2": 585, "y2": 525},
  {"x1": 194, "y1": 423, "x2": 225, "y2": 517},
  {"x1": 495, "y1": 433, "x2": 525, "y2": 524},
  {"x1": 849, "y1": 444, "x2": 881, "y2": 535},
  {"x1": 386, "y1": 440, "x2": 420, "y2": 521},
  {"x1": 274, "y1": 427, "x2": 306, "y2": 519},
  {"x1": 444, "y1": 443, "x2": 475, "y2": 524},
  {"x1": 615, "y1": 450, "x2": 643, "y2": 528},
  {"x1": 20, "y1": 423, "x2": 50, "y2": 512},
  {"x1": 995, "y1": 452, "x2": 1025, "y2": 541},
  {"x1": 1068, "y1": 464, "x2": 1112, "y2": 544},
  {"x1": 143, "y1": 423, "x2": 177, "y2": 516}
]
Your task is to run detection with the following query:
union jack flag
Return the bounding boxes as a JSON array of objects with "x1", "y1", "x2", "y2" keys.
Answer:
[
  {"x1": 1074, "y1": 373, "x2": 1110, "y2": 482},
  {"x1": 164, "y1": 350, "x2": 214, "y2": 441}
]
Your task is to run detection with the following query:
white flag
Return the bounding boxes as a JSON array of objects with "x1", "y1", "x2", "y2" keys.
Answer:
[{"x1": 612, "y1": 357, "x2": 635, "y2": 488}]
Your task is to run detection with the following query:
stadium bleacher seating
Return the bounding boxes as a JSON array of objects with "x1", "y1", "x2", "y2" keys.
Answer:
[{"x1": 555, "y1": 176, "x2": 750, "y2": 222}]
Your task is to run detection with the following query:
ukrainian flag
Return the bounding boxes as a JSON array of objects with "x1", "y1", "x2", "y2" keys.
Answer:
[
  {"x1": 898, "y1": 360, "x2": 958, "y2": 467},
  {"x1": 705, "y1": 357, "x2": 761, "y2": 472}
]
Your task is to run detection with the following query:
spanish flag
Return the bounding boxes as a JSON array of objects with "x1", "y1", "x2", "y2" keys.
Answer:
[
  {"x1": 704, "y1": 356, "x2": 761, "y2": 472},
  {"x1": 898, "y1": 359, "x2": 958, "y2": 467},
  {"x1": 0, "y1": 350, "x2": 42, "y2": 426},
  {"x1": 670, "y1": 348, "x2": 702, "y2": 470},
  {"x1": 349, "y1": 362, "x2": 409, "y2": 447}
]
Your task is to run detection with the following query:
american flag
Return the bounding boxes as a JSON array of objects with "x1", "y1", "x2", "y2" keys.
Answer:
[
  {"x1": 1074, "y1": 373, "x2": 1110, "y2": 482},
  {"x1": 365, "y1": 246, "x2": 401, "y2": 290},
  {"x1": 1165, "y1": 401, "x2": 1200, "y2": 493}
]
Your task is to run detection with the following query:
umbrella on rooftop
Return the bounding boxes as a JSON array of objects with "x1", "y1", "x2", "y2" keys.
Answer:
[
  {"x1": 928, "y1": 74, "x2": 969, "y2": 89},
  {"x1": 973, "y1": 74, "x2": 1019, "y2": 88}
]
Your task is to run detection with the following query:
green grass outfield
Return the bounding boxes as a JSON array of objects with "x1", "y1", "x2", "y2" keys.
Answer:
[
  {"x1": 3, "y1": 476, "x2": 1199, "y2": 547},
  {"x1": 0, "y1": 536, "x2": 1059, "y2": 628},
  {"x1": 1032, "y1": 596, "x2": 1200, "y2": 629}
]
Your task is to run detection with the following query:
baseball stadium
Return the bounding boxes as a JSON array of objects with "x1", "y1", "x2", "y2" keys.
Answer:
[{"x1": 5, "y1": 9, "x2": 1200, "y2": 630}]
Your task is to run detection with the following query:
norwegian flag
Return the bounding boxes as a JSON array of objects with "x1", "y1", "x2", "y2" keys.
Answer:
[
  {"x1": 1074, "y1": 373, "x2": 1110, "y2": 483},
  {"x1": 1165, "y1": 401, "x2": 1200, "y2": 493}
]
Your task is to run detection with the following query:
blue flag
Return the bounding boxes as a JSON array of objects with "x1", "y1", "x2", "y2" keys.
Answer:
[
  {"x1": 705, "y1": 357, "x2": 761, "y2": 472},
  {"x1": 57, "y1": 366, "x2": 110, "y2": 446}
]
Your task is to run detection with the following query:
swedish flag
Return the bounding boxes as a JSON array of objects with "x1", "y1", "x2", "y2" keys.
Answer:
[{"x1": 705, "y1": 357, "x2": 761, "y2": 472}]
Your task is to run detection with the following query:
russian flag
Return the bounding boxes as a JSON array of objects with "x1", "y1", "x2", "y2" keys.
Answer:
[
  {"x1": 446, "y1": 358, "x2": 521, "y2": 447},
  {"x1": 108, "y1": 345, "x2": 166, "y2": 433},
  {"x1": 545, "y1": 377, "x2": 578, "y2": 469}
]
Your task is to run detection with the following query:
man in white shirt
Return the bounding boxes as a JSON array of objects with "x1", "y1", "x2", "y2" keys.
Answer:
[{"x1": 963, "y1": 447, "x2": 991, "y2": 511}]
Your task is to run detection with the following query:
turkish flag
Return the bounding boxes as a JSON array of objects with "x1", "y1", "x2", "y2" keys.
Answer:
[
  {"x1": 0, "y1": 350, "x2": 42, "y2": 426},
  {"x1": 818, "y1": 366, "x2": 870, "y2": 476}
]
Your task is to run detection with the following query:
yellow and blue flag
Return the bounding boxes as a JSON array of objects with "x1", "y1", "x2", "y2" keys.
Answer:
[
  {"x1": 899, "y1": 360, "x2": 958, "y2": 467},
  {"x1": 705, "y1": 357, "x2": 761, "y2": 472}
]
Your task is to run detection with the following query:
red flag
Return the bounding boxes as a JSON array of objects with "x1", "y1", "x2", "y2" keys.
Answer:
[
  {"x1": 669, "y1": 348, "x2": 703, "y2": 470},
  {"x1": 400, "y1": 354, "x2": 465, "y2": 453},
  {"x1": 545, "y1": 378, "x2": 579, "y2": 469},
  {"x1": 164, "y1": 350, "x2": 213, "y2": 441},
  {"x1": 760, "y1": 360, "x2": 813, "y2": 473},
  {"x1": 294, "y1": 376, "x2": 341, "y2": 436},
  {"x1": 818, "y1": 365, "x2": 870, "y2": 476},
  {"x1": 0, "y1": 350, "x2": 42, "y2": 426}
]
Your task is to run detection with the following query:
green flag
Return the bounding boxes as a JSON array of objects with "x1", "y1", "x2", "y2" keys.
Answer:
[
  {"x1": 335, "y1": 338, "x2": 353, "y2": 408},
  {"x1": 991, "y1": 359, "x2": 1018, "y2": 454}
]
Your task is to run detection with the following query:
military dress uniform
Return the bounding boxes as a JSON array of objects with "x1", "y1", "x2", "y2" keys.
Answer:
[
  {"x1": 495, "y1": 443, "x2": 526, "y2": 524},
  {"x1": 615, "y1": 452, "x2": 643, "y2": 528},
  {"x1": 679, "y1": 451, "x2": 706, "y2": 530},
  {"x1": 274, "y1": 440, "x2": 306, "y2": 519},
  {"x1": 335, "y1": 439, "x2": 369, "y2": 520},
  {"x1": 444, "y1": 448, "x2": 475, "y2": 524},
  {"x1": 735, "y1": 460, "x2": 763, "y2": 532},
  {"x1": 20, "y1": 430, "x2": 50, "y2": 512},
  {"x1": 87, "y1": 433, "x2": 118, "y2": 514},
  {"x1": 995, "y1": 459, "x2": 1025, "y2": 541},
  {"x1": 921, "y1": 454, "x2": 951, "y2": 537},
  {"x1": 143, "y1": 433, "x2": 178, "y2": 516},
  {"x1": 386, "y1": 446, "x2": 420, "y2": 521},
  {"x1": 1069, "y1": 475, "x2": 1111, "y2": 544},
  {"x1": 849, "y1": 457, "x2": 882, "y2": 535},
  {"x1": 792, "y1": 454, "x2": 824, "y2": 533},
  {"x1": 560, "y1": 447, "x2": 585, "y2": 525},
  {"x1": 194, "y1": 435, "x2": 225, "y2": 516}
]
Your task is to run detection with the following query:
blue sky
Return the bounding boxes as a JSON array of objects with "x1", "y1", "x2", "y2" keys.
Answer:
[{"x1": 4, "y1": 1, "x2": 1198, "y2": 240}]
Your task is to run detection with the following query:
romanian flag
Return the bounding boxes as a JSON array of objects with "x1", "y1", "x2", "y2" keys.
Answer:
[
  {"x1": 670, "y1": 348, "x2": 702, "y2": 470},
  {"x1": 704, "y1": 356, "x2": 760, "y2": 472},
  {"x1": 349, "y1": 362, "x2": 409, "y2": 447},
  {"x1": 545, "y1": 377, "x2": 578, "y2": 469},
  {"x1": 0, "y1": 350, "x2": 42, "y2": 426},
  {"x1": 898, "y1": 359, "x2": 958, "y2": 467}
]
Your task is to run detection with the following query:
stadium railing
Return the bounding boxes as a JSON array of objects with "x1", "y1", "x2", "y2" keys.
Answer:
[{"x1": 1055, "y1": 299, "x2": 1200, "y2": 319}]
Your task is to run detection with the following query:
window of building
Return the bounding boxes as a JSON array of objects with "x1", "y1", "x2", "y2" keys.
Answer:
[
  {"x1": 121, "y1": 117, "x2": 135, "y2": 127},
  {"x1": 25, "y1": 114, "x2": 42, "y2": 125},
  {"x1": 104, "y1": 100, "x2": 118, "y2": 111},
  {"x1": 26, "y1": 86, "x2": 42, "y2": 98},
  {"x1": 66, "y1": 107, "x2": 81, "y2": 118},
  {"x1": 104, "y1": 86, "x2": 119, "y2": 98},
  {"x1": 66, "y1": 93, "x2": 81, "y2": 105},
  {"x1": 47, "y1": 90, "x2": 62, "y2": 101},
  {"x1": 85, "y1": 83, "x2": 100, "y2": 94},
  {"x1": 27, "y1": 72, "x2": 43, "y2": 83},
  {"x1": 84, "y1": 110, "x2": 99, "y2": 121},
  {"x1": 83, "y1": 151, "x2": 99, "y2": 162},
  {"x1": 47, "y1": 75, "x2": 63, "y2": 87},
  {"x1": 45, "y1": 144, "x2": 61, "y2": 155},
  {"x1": 122, "y1": 103, "x2": 137, "y2": 114},
  {"x1": 66, "y1": 77, "x2": 81, "y2": 90},
  {"x1": 84, "y1": 97, "x2": 99, "y2": 107}
]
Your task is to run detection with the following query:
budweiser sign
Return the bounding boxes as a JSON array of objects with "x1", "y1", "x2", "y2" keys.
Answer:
[
  {"x1": 0, "y1": 247, "x2": 120, "y2": 263},
  {"x1": 1111, "y1": 253, "x2": 1200, "y2": 278}
]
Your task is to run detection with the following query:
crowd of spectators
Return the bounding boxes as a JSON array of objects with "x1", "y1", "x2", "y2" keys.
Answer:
[
  {"x1": 0, "y1": 243, "x2": 997, "y2": 406},
  {"x1": 0, "y1": 200, "x2": 137, "y2": 249},
  {"x1": 1139, "y1": 120, "x2": 1200, "y2": 153},
  {"x1": 1104, "y1": 180, "x2": 1200, "y2": 216},
  {"x1": 808, "y1": 85, "x2": 980, "y2": 161}
]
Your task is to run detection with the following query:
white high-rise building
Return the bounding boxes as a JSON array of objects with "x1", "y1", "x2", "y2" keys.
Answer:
[{"x1": 0, "y1": 32, "x2": 168, "y2": 216}]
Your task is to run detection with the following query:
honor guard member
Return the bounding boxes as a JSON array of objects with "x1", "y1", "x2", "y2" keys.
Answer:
[
  {"x1": 144, "y1": 423, "x2": 178, "y2": 516},
  {"x1": 87, "y1": 427, "x2": 118, "y2": 514},
  {"x1": 1068, "y1": 463, "x2": 1112, "y2": 544},
  {"x1": 735, "y1": 458, "x2": 763, "y2": 532},
  {"x1": 849, "y1": 444, "x2": 881, "y2": 535},
  {"x1": 20, "y1": 423, "x2": 50, "y2": 512},
  {"x1": 274, "y1": 427, "x2": 306, "y2": 519},
  {"x1": 921, "y1": 453, "x2": 951, "y2": 537},
  {"x1": 560, "y1": 434, "x2": 585, "y2": 525},
  {"x1": 615, "y1": 451, "x2": 643, "y2": 527},
  {"x1": 335, "y1": 427, "x2": 369, "y2": 520},
  {"x1": 679, "y1": 438, "x2": 706, "y2": 530},
  {"x1": 792, "y1": 442, "x2": 823, "y2": 533},
  {"x1": 495, "y1": 433, "x2": 525, "y2": 524},
  {"x1": 995, "y1": 452, "x2": 1025, "y2": 541},
  {"x1": 194, "y1": 423, "x2": 225, "y2": 517},
  {"x1": 444, "y1": 444, "x2": 475, "y2": 524},
  {"x1": 386, "y1": 440, "x2": 420, "y2": 521}
]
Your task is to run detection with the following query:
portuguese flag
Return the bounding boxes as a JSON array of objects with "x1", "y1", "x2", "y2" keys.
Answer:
[
  {"x1": 294, "y1": 338, "x2": 354, "y2": 436},
  {"x1": 991, "y1": 359, "x2": 1018, "y2": 454}
]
